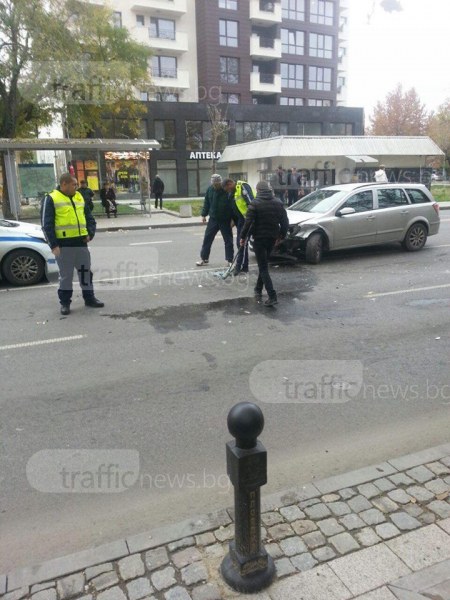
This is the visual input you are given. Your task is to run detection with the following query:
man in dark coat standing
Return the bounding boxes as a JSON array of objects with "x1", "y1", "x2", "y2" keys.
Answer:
[
  {"x1": 196, "y1": 174, "x2": 234, "y2": 266},
  {"x1": 240, "y1": 180, "x2": 288, "y2": 306},
  {"x1": 152, "y1": 175, "x2": 165, "y2": 209}
]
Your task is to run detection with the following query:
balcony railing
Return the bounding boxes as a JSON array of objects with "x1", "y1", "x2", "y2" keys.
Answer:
[
  {"x1": 131, "y1": 0, "x2": 187, "y2": 17},
  {"x1": 250, "y1": 71, "x2": 281, "y2": 93},
  {"x1": 249, "y1": 0, "x2": 282, "y2": 24},
  {"x1": 250, "y1": 34, "x2": 282, "y2": 59}
]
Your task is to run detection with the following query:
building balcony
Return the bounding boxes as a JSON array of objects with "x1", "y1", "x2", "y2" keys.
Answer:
[
  {"x1": 250, "y1": 71, "x2": 281, "y2": 94},
  {"x1": 131, "y1": 0, "x2": 187, "y2": 17},
  {"x1": 249, "y1": 0, "x2": 282, "y2": 26},
  {"x1": 151, "y1": 69, "x2": 190, "y2": 89},
  {"x1": 250, "y1": 34, "x2": 282, "y2": 60},
  {"x1": 146, "y1": 30, "x2": 189, "y2": 53}
]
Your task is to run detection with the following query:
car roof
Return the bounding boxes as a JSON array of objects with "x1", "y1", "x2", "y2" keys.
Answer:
[{"x1": 322, "y1": 182, "x2": 429, "y2": 192}]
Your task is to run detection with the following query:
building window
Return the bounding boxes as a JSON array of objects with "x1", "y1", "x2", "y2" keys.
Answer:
[
  {"x1": 220, "y1": 57, "x2": 239, "y2": 84},
  {"x1": 235, "y1": 122, "x2": 289, "y2": 143},
  {"x1": 136, "y1": 15, "x2": 145, "y2": 26},
  {"x1": 281, "y1": 0, "x2": 305, "y2": 21},
  {"x1": 281, "y1": 63, "x2": 304, "y2": 89},
  {"x1": 219, "y1": 19, "x2": 238, "y2": 47},
  {"x1": 310, "y1": 0, "x2": 334, "y2": 26},
  {"x1": 154, "y1": 120, "x2": 176, "y2": 149},
  {"x1": 280, "y1": 97, "x2": 304, "y2": 106},
  {"x1": 154, "y1": 92, "x2": 179, "y2": 102},
  {"x1": 219, "y1": 0, "x2": 238, "y2": 8},
  {"x1": 140, "y1": 91, "x2": 148, "y2": 101},
  {"x1": 309, "y1": 33, "x2": 333, "y2": 59},
  {"x1": 220, "y1": 93, "x2": 240, "y2": 104},
  {"x1": 186, "y1": 121, "x2": 228, "y2": 151},
  {"x1": 152, "y1": 55, "x2": 177, "y2": 78},
  {"x1": 328, "y1": 123, "x2": 353, "y2": 135},
  {"x1": 156, "y1": 160, "x2": 178, "y2": 195},
  {"x1": 281, "y1": 29, "x2": 304, "y2": 55},
  {"x1": 307, "y1": 99, "x2": 332, "y2": 107},
  {"x1": 309, "y1": 66, "x2": 332, "y2": 91},
  {"x1": 150, "y1": 18, "x2": 175, "y2": 40},
  {"x1": 112, "y1": 11, "x2": 122, "y2": 28},
  {"x1": 297, "y1": 122, "x2": 322, "y2": 135}
]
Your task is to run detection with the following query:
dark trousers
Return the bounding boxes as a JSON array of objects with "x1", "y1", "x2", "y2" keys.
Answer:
[
  {"x1": 154, "y1": 194, "x2": 163, "y2": 208},
  {"x1": 253, "y1": 238, "x2": 276, "y2": 298},
  {"x1": 55, "y1": 246, "x2": 95, "y2": 305},
  {"x1": 200, "y1": 218, "x2": 234, "y2": 263},
  {"x1": 235, "y1": 218, "x2": 249, "y2": 271}
]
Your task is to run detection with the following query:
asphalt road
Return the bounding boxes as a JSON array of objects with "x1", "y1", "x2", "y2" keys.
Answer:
[{"x1": 1, "y1": 219, "x2": 449, "y2": 573}]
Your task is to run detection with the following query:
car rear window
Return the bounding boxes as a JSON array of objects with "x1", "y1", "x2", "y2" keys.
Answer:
[{"x1": 406, "y1": 189, "x2": 431, "y2": 204}]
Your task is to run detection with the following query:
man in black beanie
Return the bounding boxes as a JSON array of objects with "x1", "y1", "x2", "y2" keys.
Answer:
[{"x1": 240, "y1": 180, "x2": 288, "y2": 306}]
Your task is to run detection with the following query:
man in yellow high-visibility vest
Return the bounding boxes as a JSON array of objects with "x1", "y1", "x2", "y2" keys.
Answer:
[
  {"x1": 223, "y1": 178, "x2": 255, "y2": 275},
  {"x1": 41, "y1": 173, "x2": 104, "y2": 316}
]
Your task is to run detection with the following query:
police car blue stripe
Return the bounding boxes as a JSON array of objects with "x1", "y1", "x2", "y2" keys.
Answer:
[{"x1": 0, "y1": 236, "x2": 45, "y2": 242}]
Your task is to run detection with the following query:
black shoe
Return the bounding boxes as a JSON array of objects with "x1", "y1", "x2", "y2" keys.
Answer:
[
  {"x1": 254, "y1": 290, "x2": 263, "y2": 302},
  {"x1": 60, "y1": 304, "x2": 70, "y2": 315},
  {"x1": 264, "y1": 296, "x2": 278, "y2": 307},
  {"x1": 85, "y1": 297, "x2": 104, "y2": 308}
]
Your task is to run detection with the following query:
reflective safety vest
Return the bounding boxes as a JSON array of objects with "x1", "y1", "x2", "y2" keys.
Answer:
[
  {"x1": 234, "y1": 181, "x2": 256, "y2": 217},
  {"x1": 50, "y1": 189, "x2": 88, "y2": 239}
]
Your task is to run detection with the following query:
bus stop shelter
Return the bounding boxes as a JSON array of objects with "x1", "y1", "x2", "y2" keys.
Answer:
[{"x1": 0, "y1": 138, "x2": 160, "y2": 219}]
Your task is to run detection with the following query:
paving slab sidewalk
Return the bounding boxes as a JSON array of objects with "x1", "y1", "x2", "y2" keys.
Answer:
[{"x1": 3, "y1": 444, "x2": 450, "y2": 600}]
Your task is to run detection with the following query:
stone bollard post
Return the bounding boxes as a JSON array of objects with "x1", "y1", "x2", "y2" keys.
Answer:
[{"x1": 220, "y1": 402, "x2": 275, "y2": 593}]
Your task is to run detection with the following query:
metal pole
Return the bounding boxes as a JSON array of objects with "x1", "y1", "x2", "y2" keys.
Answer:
[
  {"x1": 145, "y1": 153, "x2": 151, "y2": 217},
  {"x1": 221, "y1": 402, "x2": 275, "y2": 593}
]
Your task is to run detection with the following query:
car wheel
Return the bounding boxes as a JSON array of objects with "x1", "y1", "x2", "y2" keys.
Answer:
[
  {"x1": 2, "y1": 249, "x2": 45, "y2": 286},
  {"x1": 305, "y1": 233, "x2": 324, "y2": 264},
  {"x1": 402, "y1": 222, "x2": 428, "y2": 251}
]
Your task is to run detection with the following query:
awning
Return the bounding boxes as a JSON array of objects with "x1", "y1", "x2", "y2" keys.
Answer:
[{"x1": 345, "y1": 155, "x2": 378, "y2": 164}]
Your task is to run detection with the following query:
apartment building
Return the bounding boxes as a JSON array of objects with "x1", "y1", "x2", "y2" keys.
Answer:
[{"x1": 77, "y1": 0, "x2": 360, "y2": 196}]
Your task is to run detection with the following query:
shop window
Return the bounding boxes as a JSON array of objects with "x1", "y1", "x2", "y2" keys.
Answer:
[
  {"x1": 154, "y1": 120, "x2": 176, "y2": 149},
  {"x1": 297, "y1": 122, "x2": 322, "y2": 135},
  {"x1": 328, "y1": 123, "x2": 353, "y2": 135},
  {"x1": 235, "y1": 121, "x2": 288, "y2": 143},
  {"x1": 156, "y1": 160, "x2": 178, "y2": 195}
]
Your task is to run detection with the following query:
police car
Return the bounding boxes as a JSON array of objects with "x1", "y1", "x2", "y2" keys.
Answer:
[{"x1": 0, "y1": 219, "x2": 58, "y2": 286}]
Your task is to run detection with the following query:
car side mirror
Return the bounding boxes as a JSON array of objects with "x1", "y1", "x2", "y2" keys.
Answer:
[{"x1": 337, "y1": 207, "x2": 356, "y2": 217}]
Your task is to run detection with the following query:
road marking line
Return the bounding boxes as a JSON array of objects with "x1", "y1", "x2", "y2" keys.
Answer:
[
  {"x1": 433, "y1": 244, "x2": 450, "y2": 248},
  {"x1": 129, "y1": 241, "x2": 173, "y2": 246},
  {"x1": 365, "y1": 283, "x2": 450, "y2": 298},
  {"x1": 0, "y1": 335, "x2": 86, "y2": 351}
]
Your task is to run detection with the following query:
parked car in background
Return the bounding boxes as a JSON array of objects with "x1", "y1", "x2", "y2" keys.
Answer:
[
  {"x1": 0, "y1": 219, "x2": 58, "y2": 286},
  {"x1": 277, "y1": 183, "x2": 440, "y2": 264}
]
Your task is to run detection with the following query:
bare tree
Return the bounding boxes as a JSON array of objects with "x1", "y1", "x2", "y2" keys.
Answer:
[{"x1": 206, "y1": 104, "x2": 229, "y2": 172}]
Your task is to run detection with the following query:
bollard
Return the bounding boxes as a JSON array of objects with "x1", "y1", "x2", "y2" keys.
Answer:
[{"x1": 220, "y1": 402, "x2": 275, "y2": 593}]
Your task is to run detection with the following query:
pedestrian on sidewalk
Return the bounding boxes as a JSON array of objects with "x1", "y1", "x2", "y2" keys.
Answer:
[
  {"x1": 196, "y1": 174, "x2": 234, "y2": 267},
  {"x1": 152, "y1": 175, "x2": 165, "y2": 209},
  {"x1": 223, "y1": 178, "x2": 255, "y2": 275},
  {"x1": 240, "y1": 180, "x2": 288, "y2": 307},
  {"x1": 78, "y1": 180, "x2": 95, "y2": 212},
  {"x1": 41, "y1": 173, "x2": 104, "y2": 315}
]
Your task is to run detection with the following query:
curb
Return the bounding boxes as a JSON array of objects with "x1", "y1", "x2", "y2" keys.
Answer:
[{"x1": 3, "y1": 442, "x2": 450, "y2": 592}]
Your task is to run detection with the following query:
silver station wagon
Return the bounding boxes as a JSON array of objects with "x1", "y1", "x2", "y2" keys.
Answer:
[{"x1": 281, "y1": 183, "x2": 441, "y2": 264}]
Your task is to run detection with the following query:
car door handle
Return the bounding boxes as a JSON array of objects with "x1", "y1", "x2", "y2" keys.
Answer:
[
  {"x1": 366, "y1": 216, "x2": 376, "y2": 220},
  {"x1": 400, "y1": 210, "x2": 409, "y2": 214}
]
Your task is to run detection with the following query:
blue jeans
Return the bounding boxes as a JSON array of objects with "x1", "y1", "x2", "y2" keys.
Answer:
[
  {"x1": 200, "y1": 218, "x2": 234, "y2": 262},
  {"x1": 235, "y1": 218, "x2": 249, "y2": 271}
]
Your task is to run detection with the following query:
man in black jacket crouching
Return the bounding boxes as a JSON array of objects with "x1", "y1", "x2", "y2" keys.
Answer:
[{"x1": 240, "y1": 180, "x2": 288, "y2": 307}]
